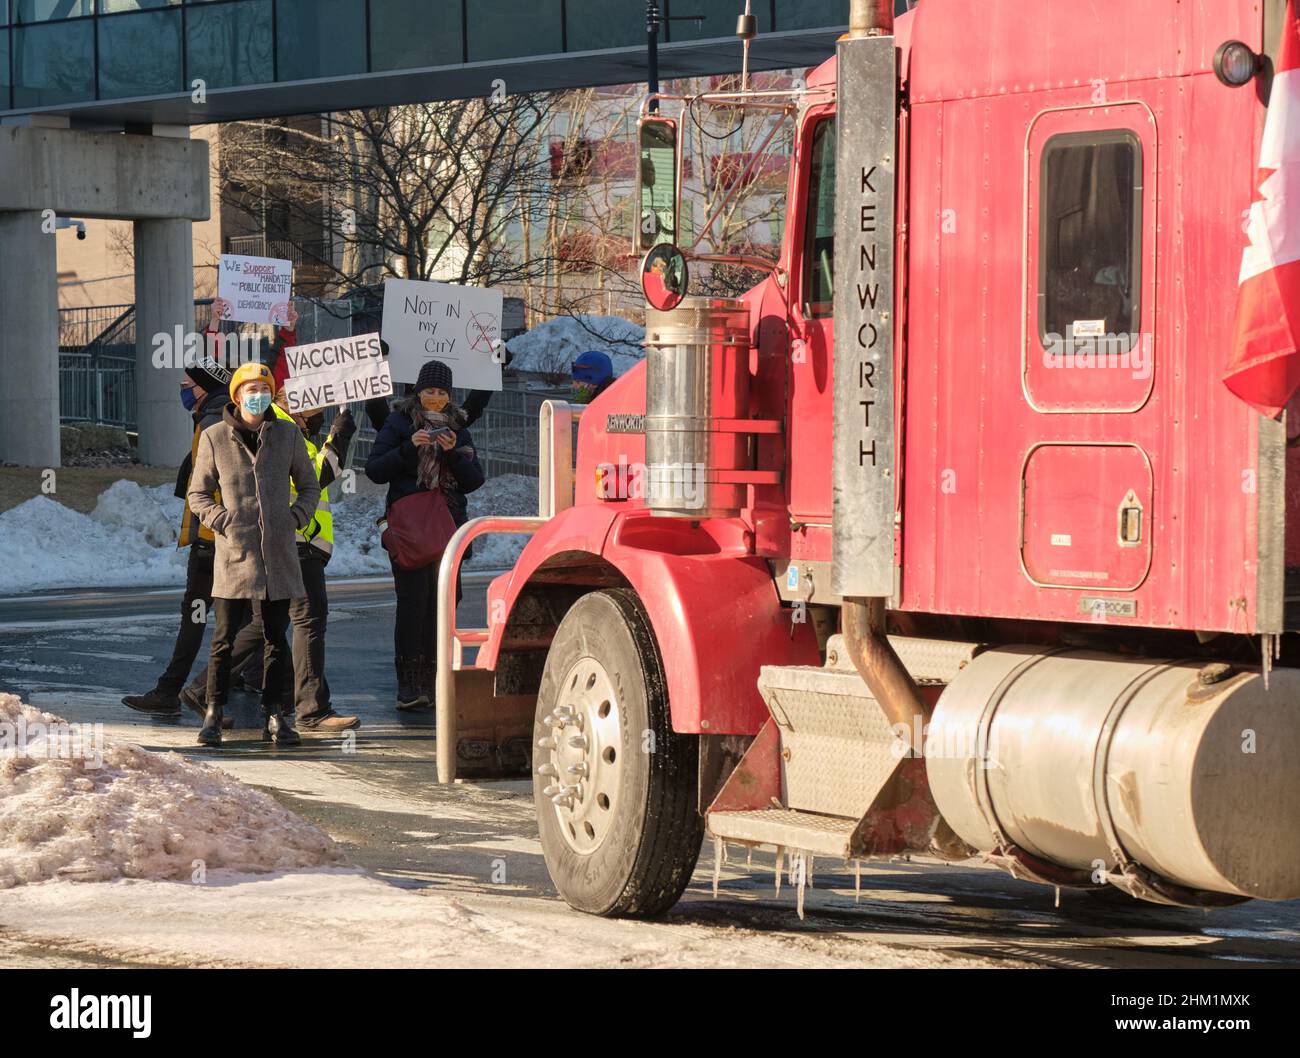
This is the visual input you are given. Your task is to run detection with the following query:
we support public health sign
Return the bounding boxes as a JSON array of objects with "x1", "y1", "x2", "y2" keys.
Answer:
[
  {"x1": 217, "y1": 254, "x2": 294, "y2": 325},
  {"x1": 280, "y1": 332, "x2": 392, "y2": 413},
  {"x1": 380, "y1": 278, "x2": 503, "y2": 391}
]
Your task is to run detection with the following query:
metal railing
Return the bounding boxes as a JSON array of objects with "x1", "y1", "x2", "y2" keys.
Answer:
[
  {"x1": 59, "y1": 352, "x2": 136, "y2": 428},
  {"x1": 435, "y1": 400, "x2": 584, "y2": 782},
  {"x1": 226, "y1": 235, "x2": 333, "y2": 269}
]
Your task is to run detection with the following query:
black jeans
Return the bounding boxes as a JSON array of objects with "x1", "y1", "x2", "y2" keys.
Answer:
[
  {"x1": 206, "y1": 597, "x2": 292, "y2": 711},
  {"x1": 188, "y1": 548, "x2": 331, "y2": 720},
  {"x1": 155, "y1": 542, "x2": 215, "y2": 695},
  {"x1": 389, "y1": 559, "x2": 462, "y2": 660},
  {"x1": 289, "y1": 550, "x2": 331, "y2": 719},
  {"x1": 391, "y1": 560, "x2": 438, "y2": 660}
]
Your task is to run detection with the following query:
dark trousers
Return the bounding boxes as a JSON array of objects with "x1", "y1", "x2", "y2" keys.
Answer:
[
  {"x1": 391, "y1": 560, "x2": 438, "y2": 660},
  {"x1": 289, "y1": 550, "x2": 330, "y2": 719},
  {"x1": 206, "y1": 597, "x2": 292, "y2": 711},
  {"x1": 390, "y1": 558, "x2": 462, "y2": 659},
  {"x1": 189, "y1": 549, "x2": 331, "y2": 719},
  {"x1": 156, "y1": 543, "x2": 215, "y2": 695}
]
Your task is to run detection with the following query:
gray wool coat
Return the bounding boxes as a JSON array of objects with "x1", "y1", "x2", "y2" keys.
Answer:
[{"x1": 187, "y1": 404, "x2": 321, "y2": 601}]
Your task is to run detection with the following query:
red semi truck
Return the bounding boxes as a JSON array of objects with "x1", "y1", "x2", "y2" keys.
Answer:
[{"x1": 435, "y1": 0, "x2": 1300, "y2": 918}]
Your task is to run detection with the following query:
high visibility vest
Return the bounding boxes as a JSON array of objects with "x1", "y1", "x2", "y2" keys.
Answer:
[
  {"x1": 178, "y1": 418, "x2": 216, "y2": 547},
  {"x1": 272, "y1": 405, "x2": 333, "y2": 557}
]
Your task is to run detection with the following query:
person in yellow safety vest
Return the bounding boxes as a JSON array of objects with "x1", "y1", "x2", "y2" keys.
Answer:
[
  {"x1": 122, "y1": 346, "x2": 231, "y2": 719},
  {"x1": 179, "y1": 394, "x2": 361, "y2": 733}
]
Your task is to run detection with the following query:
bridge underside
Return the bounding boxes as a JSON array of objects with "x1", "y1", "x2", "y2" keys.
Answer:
[{"x1": 15, "y1": 30, "x2": 840, "y2": 131}]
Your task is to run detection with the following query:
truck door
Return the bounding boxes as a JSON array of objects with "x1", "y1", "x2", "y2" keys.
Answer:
[
  {"x1": 787, "y1": 111, "x2": 837, "y2": 532},
  {"x1": 1019, "y1": 104, "x2": 1157, "y2": 593}
]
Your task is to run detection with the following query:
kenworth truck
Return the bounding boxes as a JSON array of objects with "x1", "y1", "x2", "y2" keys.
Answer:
[{"x1": 434, "y1": 0, "x2": 1300, "y2": 918}]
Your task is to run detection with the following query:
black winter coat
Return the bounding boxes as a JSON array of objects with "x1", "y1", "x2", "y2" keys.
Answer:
[{"x1": 364, "y1": 398, "x2": 485, "y2": 529}]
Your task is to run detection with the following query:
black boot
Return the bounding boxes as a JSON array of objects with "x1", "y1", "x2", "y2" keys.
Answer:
[
  {"x1": 395, "y1": 655, "x2": 430, "y2": 711},
  {"x1": 419, "y1": 657, "x2": 438, "y2": 716},
  {"x1": 262, "y1": 704, "x2": 302, "y2": 746},
  {"x1": 122, "y1": 688, "x2": 181, "y2": 717},
  {"x1": 198, "y1": 703, "x2": 224, "y2": 746}
]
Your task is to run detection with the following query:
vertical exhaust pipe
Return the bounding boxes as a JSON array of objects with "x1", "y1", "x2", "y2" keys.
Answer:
[
  {"x1": 835, "y1": 0, "x2": 967, "y2": 859},
  {"x1": 849, "y1": 0, "x2": 894, "y2": 37}
]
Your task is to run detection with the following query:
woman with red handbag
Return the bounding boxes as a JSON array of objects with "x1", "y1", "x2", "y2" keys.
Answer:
[{"x1": 365, "y1": 359, "x2": 485, "y2": 710}]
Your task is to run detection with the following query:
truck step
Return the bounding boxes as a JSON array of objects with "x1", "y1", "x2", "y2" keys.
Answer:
[
  {"x1": 706, "y1": 808, "x2": 858, "y2": 859},
  {"x1": 757, "y1": 657, "x2": 901, "y2": 819}
]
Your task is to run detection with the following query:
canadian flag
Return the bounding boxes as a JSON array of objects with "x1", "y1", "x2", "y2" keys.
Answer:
[{"x1": 1225, "y1": 2, "x2": 1300, "y2": 418}]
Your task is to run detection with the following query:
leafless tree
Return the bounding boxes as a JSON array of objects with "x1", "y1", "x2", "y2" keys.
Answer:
[{"x1": 216, "y1": 95, "x2": 560, "y2": 301}]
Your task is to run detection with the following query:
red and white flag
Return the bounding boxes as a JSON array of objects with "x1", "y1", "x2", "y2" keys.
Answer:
[{"x1": 1225, "y1": 1, "x2": 1300, "y2": 418}]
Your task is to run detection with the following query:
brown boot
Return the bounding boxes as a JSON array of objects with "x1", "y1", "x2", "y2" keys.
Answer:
[{"x1": 298, "y1": 711, "x2": 361, "y2": 732}]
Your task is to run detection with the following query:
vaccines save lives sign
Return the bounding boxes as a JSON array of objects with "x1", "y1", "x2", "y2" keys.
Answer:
[
  {"x1": 217, "y1": 254, "x2": 295, "y2": 324},
  {"x1": 280, "y1": 332, "x2": 392, "y2": 412}
]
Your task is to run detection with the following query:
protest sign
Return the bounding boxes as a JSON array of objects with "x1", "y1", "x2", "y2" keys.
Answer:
[
  {"x1": 217, "y1": 254, "x2": 295, "y2": 324},
  {"x1": 380, "y1": 278, "x2": 504, "y2": 391},
  {"x1": 279, "y1": 332, "x2": 392, "y2": 412}
]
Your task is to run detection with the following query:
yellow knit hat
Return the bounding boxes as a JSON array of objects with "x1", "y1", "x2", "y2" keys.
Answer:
[{"x1": 229, "y1": 361, "x2": 274, "y2": 399}]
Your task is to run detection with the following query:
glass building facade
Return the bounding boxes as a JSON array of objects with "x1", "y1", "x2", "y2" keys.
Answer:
[{"x1": 0, "y1": 1, "x2": 868, "y2": 113}]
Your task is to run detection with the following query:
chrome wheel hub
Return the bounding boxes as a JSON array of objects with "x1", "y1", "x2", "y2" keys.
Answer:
[{"x1": 537, "y1": 656, "x2": 622, "y2": 854}]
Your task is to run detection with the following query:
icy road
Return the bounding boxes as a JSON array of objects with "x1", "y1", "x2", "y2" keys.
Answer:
[{"x1": 1, "y1": 578, "x2": 1299, "y2": 969}]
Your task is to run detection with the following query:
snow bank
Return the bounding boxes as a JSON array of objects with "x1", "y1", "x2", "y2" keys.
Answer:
[
  {"x1": 465, "y1": 473, "x2": 538, "y2": 569},
  {"x1": 328, "y1": 493, "x2": 389, "y2": 578},
  {"x1": 0, "y1": 694, "x2": 341, "y2": 889},
  {"x1": 506, "y1": 314, "x2": 645, "y2": 376},
  {"x1": 0, "y1": 494, "x2": 188, "y2": 596},
  {"x1": 91, "y1": 479, "x2": 177, "y2": 548},
  {"x1": 0, "y1": 472, "x2": 539, "y2": 596}
]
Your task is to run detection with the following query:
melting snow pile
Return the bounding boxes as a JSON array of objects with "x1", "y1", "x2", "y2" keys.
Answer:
[
  {"x1": 0, "y1": 471, "x2": 540, "y2": 595},
  {"x1": 506, "y1": 314, "x2": 645, "y2": 376},
  {"x1": 91, "y1": 479, "x2": 179, "y2": 548},
  {"x1": 0, "y1": 485, "x2": 188, "y2": 595},
  {"x1": 466, "y1": 473, "x2": 539, "y2": 569},
  {"x1": 0, "y1": 693, "x2": 341, "y2": 889}
]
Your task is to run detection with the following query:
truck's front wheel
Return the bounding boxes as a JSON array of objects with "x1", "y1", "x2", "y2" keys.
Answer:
[{"x1": 533, "y1": 588, "x2": 702, "y2": 917}]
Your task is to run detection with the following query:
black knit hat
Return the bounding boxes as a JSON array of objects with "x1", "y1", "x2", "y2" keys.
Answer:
[
  {"x1": 183, "y1": 351, "x2": 232, "y2": 394},
  {"x1": 416, "y1": 359, "x2": 453, "y2": 393}
]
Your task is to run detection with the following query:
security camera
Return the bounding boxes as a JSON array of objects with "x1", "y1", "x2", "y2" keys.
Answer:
[{"x1": 56, "y1": 218, "x2": 87, "y2": 240}]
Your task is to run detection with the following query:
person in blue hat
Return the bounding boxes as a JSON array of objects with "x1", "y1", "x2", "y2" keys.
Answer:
[{"x1": 571, "y1": 351, "x2": 614, "y2": 404}]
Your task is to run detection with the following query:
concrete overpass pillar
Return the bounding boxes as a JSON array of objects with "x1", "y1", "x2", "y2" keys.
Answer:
[
  {"x1": 134, "y1": 218, "x2": 196, "y2": 466},
  {"x1": 0, "y1": 211, "x2": 60, "y2": 468}
]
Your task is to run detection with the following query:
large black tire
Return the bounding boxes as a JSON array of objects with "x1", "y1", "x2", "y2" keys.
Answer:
[{"x1": 533, "y1": 588, "x2": 703, "y2": 917}]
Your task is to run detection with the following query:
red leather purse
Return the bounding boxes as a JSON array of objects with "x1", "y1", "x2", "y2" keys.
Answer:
[{"x1": 381, "y1": 488, "x2": 457, "y2": 571}]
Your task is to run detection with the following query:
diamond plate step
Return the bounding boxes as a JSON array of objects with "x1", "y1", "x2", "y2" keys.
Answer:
[
  {"x1": 757, "y1": 663, "x2": 901, "y2": 818},
  {"x1": 707, "y1": 808, "x2": 858, "y2": 858}
]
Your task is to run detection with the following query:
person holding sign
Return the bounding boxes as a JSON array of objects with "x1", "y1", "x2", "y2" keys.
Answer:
[
  {"x1": 187, "y1": 361, "x2": 321, "y2": 746},
  {"x1": 364, "y1": 359, "x2": 485, "y2": 711}
]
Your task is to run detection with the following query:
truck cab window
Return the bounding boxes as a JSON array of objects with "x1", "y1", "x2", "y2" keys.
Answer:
[
  {"x1": 1039, "y1": 130, "x2": 1142, "y2": 355},
  {"x1": 803, "y1": 118, "x2": 836, "y2": 319}
]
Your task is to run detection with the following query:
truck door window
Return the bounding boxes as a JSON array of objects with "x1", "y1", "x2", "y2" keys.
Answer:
[
  {"x1": 803, "y1": 118, "x2": 836, "y2": 319},
  {"x1": 1039, "y1": 130, "x2": 1141, "y2": 356}
]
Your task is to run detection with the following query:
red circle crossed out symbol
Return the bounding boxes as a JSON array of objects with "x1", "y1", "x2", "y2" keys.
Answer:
[{"x1": 467, "y1": 312, "x2": 499, "y2": 354}]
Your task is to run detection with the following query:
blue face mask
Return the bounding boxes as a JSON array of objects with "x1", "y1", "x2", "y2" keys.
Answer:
[
  {"x1": 180, "y1": 387, "x2": 198, "y2": 411},
  {"x1": 241, "y1": 391, "x2": 272, "y2": 416}
]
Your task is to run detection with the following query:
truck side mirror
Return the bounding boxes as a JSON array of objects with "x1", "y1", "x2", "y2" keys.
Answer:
[
  {"x1": 641, "y1": 244, "x2": 689, "y2": 311},
  {"x1": 636, "y1": 116, "x2": 681, "y2": 254}
]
